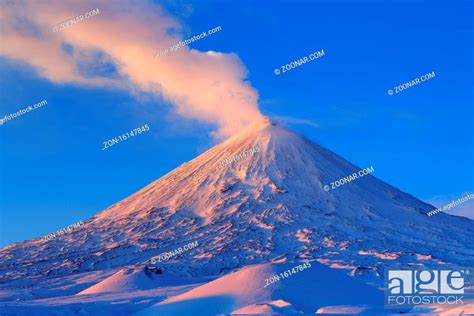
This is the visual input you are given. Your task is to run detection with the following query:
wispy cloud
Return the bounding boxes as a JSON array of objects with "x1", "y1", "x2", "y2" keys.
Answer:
[
  {"x1": 271, "y1": 115, "x2": 319, "y2": 128},
  {"x1": 0, "y1": 0, "x2": 263, "y2": 138}
]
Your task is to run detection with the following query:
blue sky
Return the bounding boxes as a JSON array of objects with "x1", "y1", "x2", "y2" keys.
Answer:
[{"x1": 0, "y1": 0, "x2": 473, "y2": 247}]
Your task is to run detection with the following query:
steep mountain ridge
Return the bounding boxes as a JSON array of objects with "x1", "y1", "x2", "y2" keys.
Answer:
[{"x1": 1, "y1": 119, "x2": 472, "y2": 294}]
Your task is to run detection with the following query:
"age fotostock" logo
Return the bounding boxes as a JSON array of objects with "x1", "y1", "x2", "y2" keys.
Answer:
[{"x1": 385, "y1": 268, "x2": 472, "y2": 308}]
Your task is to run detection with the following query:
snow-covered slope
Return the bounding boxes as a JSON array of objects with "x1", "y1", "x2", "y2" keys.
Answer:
[
  {"x1": 77, "y1": 266, "x2": 192, "y2": 295},
  {"x1": 0, "y1": 118, "x2": 472, "y2": 314},
  {"x1": 137, "y1": 262, "x2": 384, "y2": 315}
]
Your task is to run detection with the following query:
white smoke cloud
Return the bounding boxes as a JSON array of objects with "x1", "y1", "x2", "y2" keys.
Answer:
[{"x1": 0, "y1": 0, "x2": 264, "y2": 138}]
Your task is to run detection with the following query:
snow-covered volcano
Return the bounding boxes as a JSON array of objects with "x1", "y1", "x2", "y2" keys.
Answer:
[{"x1": 0, "y1": 118, "x2": 472, "y2": 314}]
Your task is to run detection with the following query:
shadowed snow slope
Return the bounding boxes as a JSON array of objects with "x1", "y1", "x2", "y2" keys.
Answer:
[
  {"x1": 0, "y1": 119, "x2": 472, "y2": 313},
  {"x1": 77, "y1": 266, "x2": 189, "y2": 295},
  {"x1": 136, "y1": 262, "x2": 383, "y2": 315}
]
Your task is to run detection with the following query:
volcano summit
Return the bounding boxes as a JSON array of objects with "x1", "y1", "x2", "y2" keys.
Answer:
[{"x1": 0, "y1": 119, "x2": 472, "y2": 315}]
